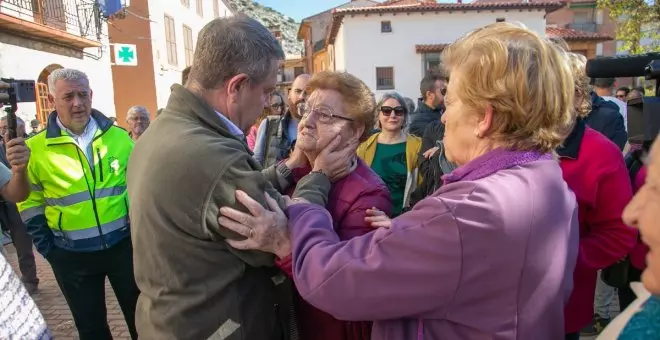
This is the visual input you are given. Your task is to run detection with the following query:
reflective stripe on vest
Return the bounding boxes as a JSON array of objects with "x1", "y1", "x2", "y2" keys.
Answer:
[
  {"x1": 51, "y1": 215, "x2": 128, "y2": 241},
  {"x1": 44, "y1": 186, "x2": 126, "y2": 207}
]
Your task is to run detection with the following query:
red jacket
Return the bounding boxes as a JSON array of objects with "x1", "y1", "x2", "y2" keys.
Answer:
[
  {"x1": 276, "y1": 158, "x2": 392, "y2": 340},
  {"x1": 629, "y1": 166, "x2": 648, "y2": 270},
  {"x1": 558, "y1": 121, "x2": 638, "y2": 333}
]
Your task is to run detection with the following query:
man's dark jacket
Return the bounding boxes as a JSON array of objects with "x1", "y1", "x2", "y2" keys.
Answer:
[
  {"x1": 127, "y1": 85, "x2": 330, "y2": 340},
  {"x1": 584, "y1": 93, "x2": 628, "y2": 151},
  {"x1": 407, "y1": 100, "x2": 443, "y2": 138}
]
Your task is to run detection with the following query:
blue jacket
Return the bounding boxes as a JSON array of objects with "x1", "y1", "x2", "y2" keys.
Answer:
[{"x1": 584, "y1": 93, "x2": 628, "y2": 151}]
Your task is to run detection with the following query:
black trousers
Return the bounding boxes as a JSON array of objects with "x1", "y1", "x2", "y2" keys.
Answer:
[
  {"x1": 47, "y1": 237, "x2": 139, "y2": 340},
  {"x1": 0, "y1": 202, "x2": 38, "y2": 285},
  {"x1": 618, "y1": 266, "x2": 644, "y2": 311},
  {"x1": 565, "y1": 333, "x2": 580, "y2": 340}
]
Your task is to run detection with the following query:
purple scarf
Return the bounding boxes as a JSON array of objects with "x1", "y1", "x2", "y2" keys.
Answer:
[{"x1": 442, "y1": 148, "x2": 553, "y2": 185}]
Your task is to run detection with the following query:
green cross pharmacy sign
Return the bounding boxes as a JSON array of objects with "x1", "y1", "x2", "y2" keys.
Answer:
[{"x1": 113, "y1": 44, "x2": 138, "y2": 66}]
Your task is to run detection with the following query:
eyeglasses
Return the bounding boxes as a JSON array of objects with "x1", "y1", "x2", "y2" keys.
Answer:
[
  {"x1": 300, "y1": 104, "x2": 354, "y2": 124},
  {"x1": 616, "y1": 95, "x2": 627, "y2": 99},
  {"x1": 270, "y1": 103, "x2": 283, "y2": 109},
  {"x1": 381, "y1": 106, "x2": 405, "y2": 117}
]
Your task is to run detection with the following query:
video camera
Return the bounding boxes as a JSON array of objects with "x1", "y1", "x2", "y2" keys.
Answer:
[
  {"x1": 586, "y1": 52, "x2": 660, "y2": 144},
  {"x1": 0, "y1": 78, "x2": 36, "y2": 140}
]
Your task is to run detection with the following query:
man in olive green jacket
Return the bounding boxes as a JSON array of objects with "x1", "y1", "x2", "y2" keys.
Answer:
[{"x1": 127, "y1": 16, "x2": 354, "y2": 340}]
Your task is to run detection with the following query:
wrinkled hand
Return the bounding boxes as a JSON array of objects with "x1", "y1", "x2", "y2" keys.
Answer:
[
  {"x1": 218, "y1": 190, "x2": 291, "y2": 258},
  {"x1": 313, "y1": 136, "x2": 359, "y2": 182},
  {"x1": 423, "y1": 146, "x2": 439, "y2": 159},
  {"x1": 4, "y1": 135, "x2": 30, "y2": 173},
  {"x1": 285, "y1": 143, "x2": 308, "y2": 169},
  {"x1": 365, "y1": 207, "x2": 392, "y2": 228}
]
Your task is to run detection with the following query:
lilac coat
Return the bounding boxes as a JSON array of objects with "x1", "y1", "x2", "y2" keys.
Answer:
[{"x1": 287, "y1": 149, "x2": 579, "y2": 340}]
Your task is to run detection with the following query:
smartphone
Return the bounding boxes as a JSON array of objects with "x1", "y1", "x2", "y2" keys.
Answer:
[{"x1": 6, "y1": 110, "x2": 17, "y2": 140}]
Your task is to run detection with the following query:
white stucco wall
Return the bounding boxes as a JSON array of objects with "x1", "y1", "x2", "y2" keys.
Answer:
[
  {"x1": 0, "y1": 4, "x2": 115, "y2": 122},
  {"x1": 334, "y1": 25, "x2": 346, "y2": 72},
  {"x1": 148, "y1": 0, "x2": 233, "y2": 110},
  {"x1": 333, "y1": 10, "x2": 548, "y2": 100}
]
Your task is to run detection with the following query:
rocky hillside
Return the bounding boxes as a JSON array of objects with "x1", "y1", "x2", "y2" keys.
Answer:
[{"x1": 229, "y1": 0, "x2": 304, "y2": 56}]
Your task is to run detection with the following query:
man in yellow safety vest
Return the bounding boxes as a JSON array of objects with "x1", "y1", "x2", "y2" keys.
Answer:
[{"x1": 17, "y1": 68, "x2": 138, "y2": 340}]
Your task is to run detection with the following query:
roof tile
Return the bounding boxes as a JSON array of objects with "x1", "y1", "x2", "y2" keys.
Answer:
[
  {"x1": 326, "y1": 1, "x2": 564, "y2": 44},
  {"x1": 415, "y1": 44, "x2": 449, "y2": 53},
  {"x1": 545, "y1": 25, "x2": 613, "y2": 42}
]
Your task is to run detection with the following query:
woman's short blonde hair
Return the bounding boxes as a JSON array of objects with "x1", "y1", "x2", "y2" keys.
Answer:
[
  {"x1": 566, "y1": 52, "x2": 593, "y2": 118},
  {"x1": 441, "y1": 22, "x2": 575, "y2": 153},
  {"x1": 307, "y1": 71, "x2": 376, "y2": 142}
]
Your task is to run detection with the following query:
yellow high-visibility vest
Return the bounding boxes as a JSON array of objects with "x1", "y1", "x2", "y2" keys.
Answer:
[{"x1": 18, "y1": 111, "x2": 133, "y2": 250}]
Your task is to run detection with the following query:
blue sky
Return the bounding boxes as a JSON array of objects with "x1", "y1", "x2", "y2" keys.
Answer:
[
  {"x1": 253, "y1": 0, "x2": 371, "y2": 20},
  {"x1": 254, "y1": 0, "x2": 465, "y2": 21}
]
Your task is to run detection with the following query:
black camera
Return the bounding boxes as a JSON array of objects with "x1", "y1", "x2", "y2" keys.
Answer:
[
  {"x1": 0, "y1": 78, "x2": 36, "y2": 140},
  {"x1": 586, "y1": 53, "x2": 659, "y2": 144}
]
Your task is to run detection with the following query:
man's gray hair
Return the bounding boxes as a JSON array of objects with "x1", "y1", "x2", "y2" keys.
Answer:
[
  {"x1": 47, "y1": 68, "x2": 90, "y2": 95},
  {"x1": 190, "y1": 15, "x2": 285, "y2": 90},
  {"x1": 126, "y1": 106, "x2": 150, "y2": 121}
]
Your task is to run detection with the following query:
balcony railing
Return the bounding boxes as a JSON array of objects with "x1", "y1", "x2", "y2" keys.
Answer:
[
  {"x1": 569, "y1": 22, "x2": 598, "y2": 33},
  {"x1": 0, "y1": 0, "x2": 100, "y2": 39}
]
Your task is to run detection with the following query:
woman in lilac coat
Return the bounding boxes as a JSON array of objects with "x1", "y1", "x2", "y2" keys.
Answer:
[{"x1": 219, "y1": 23, "x2": 580, "y2": 340}]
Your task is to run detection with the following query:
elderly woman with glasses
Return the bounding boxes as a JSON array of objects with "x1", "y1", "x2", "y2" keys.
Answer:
[
  {"x1": 218, "y1": 23, "x2": 579, "y2": 340},
  {"x1": 357, "y1": 92, "x2": 421, "y2": 217},
  {"x1": 126, "y1": 106, "x2": 150, "y2": 141},
  {"x1": 265, "y1": 71, "x2": 391, "y2": 340}
]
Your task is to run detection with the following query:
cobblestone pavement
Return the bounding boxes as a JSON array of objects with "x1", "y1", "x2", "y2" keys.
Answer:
[
  {"x1": 3, "y1": 244, "x2": 130, "y2": 340},
  {"x1": 3, "y1": 243, "x2": 612, "y2": 340}
]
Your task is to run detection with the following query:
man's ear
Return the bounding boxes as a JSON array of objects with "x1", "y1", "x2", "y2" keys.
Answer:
[
  {"x1": 89, "y1": 89, "x2": 94, "y2": 101},
  {"x1": 47, "y1": 94, "x2": 54, "y2": 106},
  {"x1": 227, "y1": 74, "x2": 249, "y2": 100}
]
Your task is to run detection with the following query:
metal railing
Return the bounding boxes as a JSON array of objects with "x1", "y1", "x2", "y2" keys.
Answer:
[
  {"x1": 1, "y1": 0, "x2": 98, "y2": 36},
  {"x1": 569, "y1": 22, "x2": 598, "y2": 33}
]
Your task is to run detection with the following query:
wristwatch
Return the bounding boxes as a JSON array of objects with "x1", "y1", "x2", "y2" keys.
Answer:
[
  {"x1": 276, "y1": 161, "x2": 294, "y2": 183},
  {"x1": 310, "y1": 169, "x2": 329, "y2": 179}
]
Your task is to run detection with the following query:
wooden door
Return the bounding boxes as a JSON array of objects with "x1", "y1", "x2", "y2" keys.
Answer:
[{"x1": 35, "y1": 82, "x2": 53, "y2": 124}]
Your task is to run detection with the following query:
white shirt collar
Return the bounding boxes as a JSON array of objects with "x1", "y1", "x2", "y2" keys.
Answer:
[
  {"x1": 214, "y1": 111, "x2": 244, "y2": 138},
  {"x1": 56, "y1": 115, "x2": 97, "y2": 138}
]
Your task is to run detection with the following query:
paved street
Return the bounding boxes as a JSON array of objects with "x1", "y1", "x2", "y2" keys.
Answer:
[
  {"x1": 3, "y1": 243, "x2": 608, "y2": 340},
  {"x1": 3, "y1": 244, "x2": 131, "y2": 340}
]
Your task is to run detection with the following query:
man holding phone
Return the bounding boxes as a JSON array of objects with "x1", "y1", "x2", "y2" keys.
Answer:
[
  {"x1": 0, "y1": 120, "x2": 31, "y2": 203},
  {"x1": 0, "y1": 116, "x2": 37, "y2": 293}
]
